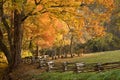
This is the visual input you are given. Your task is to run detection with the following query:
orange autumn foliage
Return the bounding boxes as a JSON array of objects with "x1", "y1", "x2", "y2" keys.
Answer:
[
  {"x1": 23, "y1": 0, "x2": 115, "y2": 47},
  {"x1": 24, "y1": 13, "x2": 67, "y2": 48}
]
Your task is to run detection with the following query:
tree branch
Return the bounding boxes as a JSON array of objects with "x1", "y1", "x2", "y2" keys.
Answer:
[
  {"x1": 0, "y1": 0, "x2": 13, "y2": 49},
  {"x1": 22, "y1": 8, "x2": 48, "y2": 22},
  {"x1": 0, "y1": 39, "x2": 12, "y2": 65},
  {"x1": 0, "y1": 0, "x2": 10, "y2": 32},
  {"x1": 21, "y1": 9, "x2": 35, "y2": 22},
  {"x1": 34, "y1": 0, "x2": 42, "y2": 5},
  {"x1": 0, "y1": 27, "x2": 3, "y2": 40},
  {"x1": 0, "y1": 0, "x2": 6, "y2": 4}
]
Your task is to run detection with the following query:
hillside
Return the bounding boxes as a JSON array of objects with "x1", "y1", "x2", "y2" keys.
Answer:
[{"x1": 54, "y1": 50, "x2": 120, "y2": 63}]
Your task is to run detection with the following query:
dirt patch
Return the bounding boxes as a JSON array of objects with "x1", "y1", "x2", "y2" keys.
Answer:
[{"x1": 9, "y1": 63, "x2": 45, "y2": 80}]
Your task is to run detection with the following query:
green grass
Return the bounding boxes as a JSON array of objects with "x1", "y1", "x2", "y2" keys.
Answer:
[
  {"x1": 33, "y1": 69, "x2": 120, "y2": 80},
  {"x1": 33, "y1": 72, "x2": 94, "y2": 80},
  {"x1": 66, "y1": 50, "x2": 120, "y2": 63},
  {"x1": 32, "y1": 50, "x2": 120, "y2": 80}
]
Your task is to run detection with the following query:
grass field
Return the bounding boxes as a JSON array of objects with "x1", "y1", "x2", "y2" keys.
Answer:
[
  {"x1": 55, "y1": 50, "x2": 120, "y2": 63},
  {"x1": 33, "y1": 50, "x2": 120, "y2": 80},
  {"x1": 33, "y1": 69, "x2": 120, "y2": 80}
]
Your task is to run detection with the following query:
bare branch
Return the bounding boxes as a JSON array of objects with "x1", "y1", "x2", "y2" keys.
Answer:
[
  {"x1": 34, "y1": 0, "x2": 42, "y2": 5},
  {"x1": 0, "y1": 0, "x2": 13, "y2": 48},
  {"x1": 21, "y1": 0, "x2": 42, "y2": 22}
]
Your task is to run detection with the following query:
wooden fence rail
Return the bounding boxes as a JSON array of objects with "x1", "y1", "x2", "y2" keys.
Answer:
[
  {"x1": 22, "y1": 57, "x2": 120, "y2": 73},
  {"x1": 41, "y1": 61, "x2": 120, "y2": 73}
]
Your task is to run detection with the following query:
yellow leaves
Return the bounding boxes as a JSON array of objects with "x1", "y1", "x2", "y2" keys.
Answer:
[
  {"x1": 53, "y1": 18, "x2": 69, "y2": 35},
  {"x1": 94, "y1": 26, "x2": 105, "y2": 36},
  {"x1": 36, "y1": 13, "x2": 51, "y2": 27},
  {"x1": 86, "y1": 14, "x2": 106, "y2": 38},
  {"x1": 55, "y1": 33, "x2": 63, "y2": 41},
  {"x1": 22, "y1": 0, "x2": 115, "y2": 47},
  {"x1": 91, "y1": 20, "x2": 99, "y2": 25},
  {"x1": 27, "y1": 0, "x2": 35, "y2": 4},
  {"x1": 54, "y1": 33, "x2": 63, "y2": 46},
  {"x1": 24, "y1": 12, "x2": 70, "y2": 48},
  {"x1": 87, "y1": 25, "x2": 106, "y2": 38},
  {"x1": 33, "y1": 5, "x2": 43, "y2": 13},
  {"x1": 97, "y1": 0, "x2": 114, "y2": 9},
  {"x1": 83, "y1": 0, "x2": 94, "y2": 4},
  {"x1": 25, "y1": 0, "x2": 43, "y2": 15},
  {"x1": 78, "y1": 18, "x2": 85, "y2": 28},
  {"x1": 3, "y1": 1, "x2": 23, "y2": 14}
]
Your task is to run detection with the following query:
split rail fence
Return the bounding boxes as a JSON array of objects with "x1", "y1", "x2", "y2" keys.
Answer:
[
  {"x1": 44, "y1": 61, "x2": 120, "y2": 73},
  {"x1": 22, "y1": 57, "x2": 120, "y2": 73}
]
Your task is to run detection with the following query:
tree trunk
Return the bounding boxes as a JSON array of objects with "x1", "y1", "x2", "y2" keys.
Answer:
[
  {"x1": 29, "y1": 37, "x2": 33, "y2": 52},
  {"x1": 57, "y1": 48, "x2": 60, "y2": 58},
  {"x1": 70, "y1": 36, "x2": 73, "y2": 58},
  {"x1": 0, "y1": 40, "x2": 12, "y2": 65},
  {"x1": 12, "y1": 10, "x2": 23, "y2": 67},
  {"x1": 54, "y1": 48, "x2": 57, "y2": 59},
  {"x1": 36, "y1": 45, "x2": 39, "y2": 57},
  {"x1": 0, "y1": 0, "x2": 13, "y2": 66},
  {"x1": 65, "y1": 52, "x2": 68, "y2": 58},
  {"x1": 59, "y1": 46, "x2": 62, "y2": 58},
  {"x1": 0, "y1": 0, "x2": 25, "y2": 79}
]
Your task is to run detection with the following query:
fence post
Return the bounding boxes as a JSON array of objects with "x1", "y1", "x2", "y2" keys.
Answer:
[
  {"x1": 22, "y1": 56, "x2": 32, "y2": 64},
  {"x1": 62, "y1": 61, "x2": 68, "y2": 72},
  {"x1": 94, "y1": 63, "x2": 104, "y2": 72},
  {"x1": 31, "y1": 56, "x2": 35, "y2": 64},
  {"x1": 39, "y1": 58, "x2": 45, "y2": 68},
  {"x1": 75, "y1": 62, "x2": 85, "y2": 73},
  {"x1": 46, "y1": 61, "x2": 54, "y2": 72}
]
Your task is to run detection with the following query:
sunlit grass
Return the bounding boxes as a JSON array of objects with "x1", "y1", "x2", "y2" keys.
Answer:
[
  {"x1": 79, "y1": 50, "x2": 120, "y2": 63},
  {"x1": 58, "y1": 50, "x2": 120, "y2": 64}
]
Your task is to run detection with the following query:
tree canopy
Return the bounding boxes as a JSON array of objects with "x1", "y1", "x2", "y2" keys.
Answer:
[{"x1": 0, "y1": 0, "x2": 115, "y2": 69}]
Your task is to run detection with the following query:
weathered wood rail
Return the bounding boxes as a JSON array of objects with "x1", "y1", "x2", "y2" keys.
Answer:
[
  {"x1": 39, "y1": 61, "x2": 120, "y2": 73},
  {"x1": 22, "y1": 57, "x2": 120, "y2": 73}
]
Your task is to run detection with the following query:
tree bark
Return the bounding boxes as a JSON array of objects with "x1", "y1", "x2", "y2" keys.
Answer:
[
  {"x1": 12, "y1": 10, "x2": 23, "y2": 67},
  {"x1": 70, "y1": 36, "x2": 73, "y2": 58},
  {"x1": 0, "y1": 0, "x2": 13, "y2": 66},
  {"x1": 0, "y1": 40, "x2": 12, "y2": 65},
  {"x1": 36, "y1": 45, "x2": 39, "y2": 57}
]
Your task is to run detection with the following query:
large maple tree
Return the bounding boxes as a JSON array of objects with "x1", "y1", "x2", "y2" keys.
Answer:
[{"x1": 0, "y1": 1, "x2": 115, "y2": 77}]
